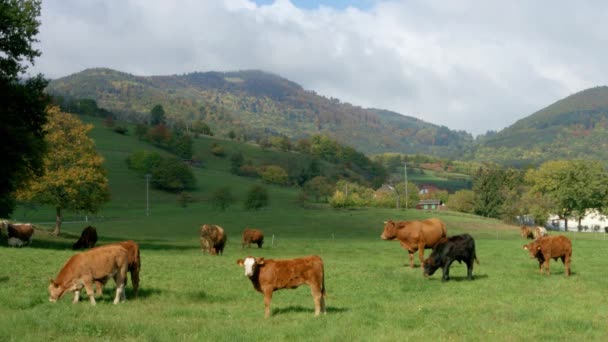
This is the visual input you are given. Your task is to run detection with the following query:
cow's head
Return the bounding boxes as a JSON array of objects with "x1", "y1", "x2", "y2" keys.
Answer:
[
  {"x1": 523, "y1": 242, "x2": 541, "y2": 258},
  {"x1": 48, "y1": 279, "x2": 65, "y2": 302},
  {"x1": 380, "y1": 220, "x2": 397, "y2": 240},
  {"x1": 237, "y1": 256, "x2": 264, "y2": 277},
  {"x1": 423, "y1": 257, "x2": 440, "y2": 277}
]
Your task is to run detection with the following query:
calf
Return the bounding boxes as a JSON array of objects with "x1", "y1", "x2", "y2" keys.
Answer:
[
  {"x1": 242, "y1": 228, "x2": 264, "y2": 248},
  {"x1": 92, "y1": 240, "x2": 141, "y2": 298},
  {"x1": 48, "y1": 245, "x2": 128, "y2": 305},
  {"x1": 423, "y1": 234, "x2": 479, "y2": 282},
  {"x1": 200, "y1": 224, "x2": 227, "y2": 255},
  {"x1": 72, "y1": 226, "x2": 98, "y2": 250},
  {"x1": 237, "y1": 255, "x2": 326, "y2": 318},
  {"x1": 523, "y1": 235, "x2": 571, "y2": 276},
  {"x1": 6, "y1": 223, "x2": 34, "y2": 247}
]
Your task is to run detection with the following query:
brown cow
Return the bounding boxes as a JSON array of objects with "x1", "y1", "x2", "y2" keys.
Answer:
[
  {"x1": 520, "y1": 226, "x2": 548, "y2": 240},
  {"x1": 48, "y1": 245, "x2": 128, "y2": 305},
  {"x1": 523, "y1": 235, "x2": 572, "y2": 276},
  {"x1": 200, "y1": 224, "x2": 227, "y2": 255},
  {"x1": 91, "y1": 240, "x2": 141, "y2": 298},
  {"x1": 5, "y1": 222, "x2": 34, "y2": 247},
  {"x1": 72, "y1": 226, "x2": 98, "y2": 250},
  {"x1": 242, "y1": 228, "x2": 264, "y2": 248},
  {"x1": 380, "y1": 218, "x2": 447, "y2": 268},
  {"x1": 237, "y1": 255, "x2": 326, "y2": 318}
]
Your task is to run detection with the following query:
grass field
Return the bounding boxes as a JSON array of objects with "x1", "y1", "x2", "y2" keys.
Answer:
[{"x1": 2, "y1": 117, "x2": 608, "y2": 341}]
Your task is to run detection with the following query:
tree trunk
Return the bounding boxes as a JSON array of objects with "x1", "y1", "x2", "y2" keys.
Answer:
[
  {"x1": 53, "y1": 207, "x2": 62, "y2": 236},
  {"x1": 564, "y1": 218, "x2": 568, "y2": 232}
]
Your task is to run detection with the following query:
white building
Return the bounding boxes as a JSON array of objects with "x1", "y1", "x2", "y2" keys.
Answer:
[{"x1": 547, "y1": 210, "x2": 608, "y2": 232}]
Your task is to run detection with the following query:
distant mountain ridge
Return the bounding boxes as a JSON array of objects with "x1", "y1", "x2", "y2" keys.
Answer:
[{"x1": 47, "y1": 68, "x2": 474, "y2": 157}]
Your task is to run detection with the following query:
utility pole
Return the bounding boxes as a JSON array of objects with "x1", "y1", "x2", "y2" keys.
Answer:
[
  {"x1": 404, "y1": 162, "x2": 408, "y2": 209},
  {"x1": 145, "y1": 174, "x2": 151, "y2": 216}
]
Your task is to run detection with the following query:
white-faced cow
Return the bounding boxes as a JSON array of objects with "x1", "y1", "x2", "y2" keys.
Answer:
[
  {"x1": 200, "y1": 224, "x2": 227, "y2": 255},
  {"x1": 380, "y1": 218, "x2": 447, "y2": 268},
  {"x1": 423, "y1": 234, "x2": 479, "y2": 281},
  {"x1": 242, "y1": 228, "x2": 264, "y2": 248},
  {"x1": 48, "y1": 245, "x2": 128, "y2": 305},
  {"x1": 72, "y1": 226, "x2": 98, "y2": 250},
  {"x1": 523, "y1": 235, "x2": 571, "y2": 276},
  {"x1": 237, "y1": 255, "x2": 326, "y2": 318},
  {"x1": 2, "y1": 222, "x2": 34, "y2": 247},
  {"x1": 91, "y1": 240, "x2": 141, "y2": 298}
]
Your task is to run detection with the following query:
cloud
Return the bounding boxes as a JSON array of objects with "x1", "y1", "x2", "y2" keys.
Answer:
[{"x1": 32, "y1": 0, "x2": 608, "y2": 135}]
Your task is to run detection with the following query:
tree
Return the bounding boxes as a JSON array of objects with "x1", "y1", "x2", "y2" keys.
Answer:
[
  {"x1": 448, "y1": 190, "x2": 476, "y2": 214},
  {"x1": 16, "y1": 106, "x2": 110, "y2": 235},
  {"x1": 260, "y1": 165, "x2": 288, "y2": 185},
  {"x1": 191, "y1": 120, "x2": 213, "y2": 136},
  {"x1": 229, "y1": 152, "x2": 244, "y2": 174},
  {"x1": 150, "y1": 157, "x2": 196, "y2": 192},
  {"x1": 303, "y1": 176, "x2": 333, "y2": 202},
  {"x1": 0, "y1": 0, "x2": 48, "y2": 217},
  {"x1": 211, "y1": 186, "x2": 234, "y2": 211},
  {"x1": 150, "y1": 104, "x2": 166, "y2": 126},
  {"x1": 244, "y1": 185, "x2": 269, "y2": 210},
  {"x1": 525, "y1": 160, "x2": 608, "y2": 231}
]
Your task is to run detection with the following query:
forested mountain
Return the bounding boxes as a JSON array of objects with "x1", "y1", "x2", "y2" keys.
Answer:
[
  {"x1": 475, "y1": 86, "x2": 608, "y2": 166},
  {"x1": 47, "y1": 68, "x2": 474, "y2": 157}
]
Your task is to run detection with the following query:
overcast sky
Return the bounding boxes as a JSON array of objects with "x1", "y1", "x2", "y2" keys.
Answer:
[{"x1": 30, "y1": 0, "x2": 608, "y2": 135}]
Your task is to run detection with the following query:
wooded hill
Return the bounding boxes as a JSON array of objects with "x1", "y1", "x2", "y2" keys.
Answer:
[
  {"x1": 46, "y1": 68, "x2": 474, "y2": 157},
  {"x1": 47, "y1": 69, "x2": 608, "y2": 167}
]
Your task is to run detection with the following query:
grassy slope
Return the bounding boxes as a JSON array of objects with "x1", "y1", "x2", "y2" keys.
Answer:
[{"x1": 2, "y1": 117, "x2": 608, "y2": 341}]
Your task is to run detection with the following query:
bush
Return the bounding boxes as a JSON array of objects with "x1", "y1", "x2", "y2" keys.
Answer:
[
  {"x1": 260, "y1": 165, "x2": 288, "y2": 185},
  {"x1": 177, "y1": 192, "x2": 195, "y2": 208},
  {"x1": 211, "y1": 186, "x2": 234, "y2": 211},
  {"x1": 244, "y1": 185, "x2": 269, "y2": 210},
  {"x1": 113, "y1": 126, "x2": 128, "y2": 135},
  {"x1": 126, "y1": 150, "x2": 162, "y2": 174},
  {"x1": 230, "y1": 152, "x2": 244, "y2": 174},
  {"x1": 210, "y1": 143, "x2": 225, "y2": 157},
  {"x1": 239, "y1": 164, "x2": 259, "y2": 178},
  {"x1": 151, "y1": 157, "x2": 196, "y2": 192}
]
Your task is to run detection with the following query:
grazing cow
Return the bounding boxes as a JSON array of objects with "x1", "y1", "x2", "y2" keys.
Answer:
[
  {"x1": 72, "y1": 226, "x2": 98, "y2": 250},
  {"x1": 523, "y1": 235, "x2": 572, "y2": 276},
  {"x1": 48, "y1": 245, "x2": 128, "y2": 305},
  {"x1": 380, "y1": 218, "x2": 447, "y2": 268},
  {"x1": 200, "y1": 224, "x2": 227, "y2": 255},
  {"x1": 5, "y1": 223, "x2": 34, "y2": 247},
  {"x1": 92, "y1": 240, "x2": 141, "y2": 298},
  {"x1": 520, "y1": 226, "x2": 548, "y2": 240},
  {"x1": 237, "y1": 255, "x2": 326, "y2": 318},
  {"x1": 423, "y1": 234, "x2": 479, "y2": 281},
  {"x1": 242, "y1": 228, "x2": 264, "y2": 248}
]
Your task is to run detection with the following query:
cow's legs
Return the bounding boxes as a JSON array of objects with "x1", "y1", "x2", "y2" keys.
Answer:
[
  {"x1": 263, "y1": 289, "x2": 273, "y2": 318},
  {"x1": 418, "y1": 243, "x2": 426, "y2": 267},
  {"x1": 407, "y1": 251, "x2": 415, "y2": 268},
  {"x1": 441, "y1": 259, "x2": 454, "y2": 281},
  {"x1": 131, "y1": 268, "x2": 140, "y2": 298},
  {"x1": 72, "y1": 290, "x2": 80, "y2": 304},
  {"x1": 543, "y1": 260, "x2": 551, "y2": 276},
  {"x1": 564, "y1": 254, "x2": 571, "y2": 276},
  {"x1": 466, "y1": 259, "x2": 474, "y2": 280},
  {"x1": 113, "y1": 272, "x2": 126, "y2": 304},
  {"x1": 311, "y1": 286, "x2": 323, "y2": 316},
  {"x1": 83, "y1": 281, "x2": 97, "y2": 305},
  {"x1": 94, "y1": 280, "x2": 104, "y2": 297}
]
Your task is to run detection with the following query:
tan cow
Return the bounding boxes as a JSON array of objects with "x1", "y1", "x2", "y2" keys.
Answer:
[
  {"x1": 237, "y1": 255, "x2": 326, "y2": 318},
  {"x1": 523, "y1": 235, "x2": 572, "y2": 276},
  {"x1": 242, "y1": 228, "x2": 264, "y2": 248},
  {"x1": 200, "y1": 224, "x2": 227, "y2": 255},
  {"x1": 380, "y1": 218, "x2": 447, "y2": 268},
  {"x1": 520, "y1": 226, "x2": 548, "y2": 240},
  {"x1": 92, "y1": 240, "x2": 141, "y2": 298},
  {"x1": 48, "y1": 245, "x2": 128, "y2": 305}
]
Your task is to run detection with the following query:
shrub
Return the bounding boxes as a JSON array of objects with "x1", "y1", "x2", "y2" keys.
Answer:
[
  {"x1": 244, "y1": 185, "x2": 269, "y2": 210},
  {"x1": 230, "y1": 152, "x2": 244, "y2": 174},
  {"x1": 151, "y1": 157, "x2": 196, "y2": 192},
  {"x1": 211, "y1": 186, "x2": 234, "y2": 211},
  {"x1": 260, "y1": 165, "x2": 288, "y2": 185},
  {"x1": 126, "y1": 150, "x2": 162, "y2": 174},
  {"x1": 210, "y1": 143, "x2": 225, "y2": 157},
  {"x1": 177, "y1": 192, "x2": 195, "y2": 208},
  {"x1": 113, "y1": 126, "x2": 128, "y2": 135}
]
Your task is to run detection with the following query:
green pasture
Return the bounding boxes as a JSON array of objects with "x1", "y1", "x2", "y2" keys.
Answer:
[{"x1": 2, "y1": 117, "x2": 608, "y2": 341}]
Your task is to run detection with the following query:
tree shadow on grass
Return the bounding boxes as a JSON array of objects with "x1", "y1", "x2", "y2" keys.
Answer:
[
  {"x1": 424, "y1": 274, "x2": 489, "y2": 282},
  {"x1": 187, "y1": 290, "x2": 236, "y2": 303},
  {"x1": 96, "y1": 287, "x2": 163, "y2": 302},
  {"x1": 272, "y1": 305, "x2": 349, "y2": 316},
  {"x1": 0, "y1": 276, "x2": 9, "y2": 283}
]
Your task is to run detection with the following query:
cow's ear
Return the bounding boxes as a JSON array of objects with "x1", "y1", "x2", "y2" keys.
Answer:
[
  {"x1": 383, "y1": 221, "x2": 387, "y2": 224},
  {"x1": 523, "y1": 245, "x2": 528, "y2": 250},
  {"x1": 49, "y1": 278, "x2": 55, "y2": 285},
  {"x1": 236, "y1": 259, "x2": 244, "y2": 266},
  {"x1": 257, "y1": 257, "x2": 265, "y2": 265},
  {"x1": 537, "y1": 246, "x2": 541, "y2": 251}
]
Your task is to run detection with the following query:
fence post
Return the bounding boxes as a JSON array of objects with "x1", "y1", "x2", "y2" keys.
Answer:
[{"x1": 272, "y1": 234, "x2": 275, "y2": 248}]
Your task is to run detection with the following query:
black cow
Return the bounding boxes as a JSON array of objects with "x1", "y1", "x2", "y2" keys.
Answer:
[
  {"x1": 72, "y1": 226, "x2": 98, "y2": 250},
  {"x1": 423, "y1": 234, "x2": 479, "y2": 281}
]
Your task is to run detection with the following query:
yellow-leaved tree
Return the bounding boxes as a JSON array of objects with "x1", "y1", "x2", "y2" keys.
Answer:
[{"x1": 17, "y1": 106, "x2": 110, "y2": 235}]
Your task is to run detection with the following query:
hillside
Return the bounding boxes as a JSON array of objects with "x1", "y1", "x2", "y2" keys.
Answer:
[
  {"x1": 475, "y1": 86, "x2": 608, "y2": 166},
  {"x1": 46, "y1": 68, "x2": 474, "y2": 157}
]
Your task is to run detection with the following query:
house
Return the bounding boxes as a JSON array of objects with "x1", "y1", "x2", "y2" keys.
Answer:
[
  {"x1": 418, "y1": 184, "x2": 440, "y2": 196},
  {"x1": 547, "y1": 210, "x2": 608, "y2": 232},
  {"x1": 415, "y1": 199, "x2": 444, "y2": 210}
]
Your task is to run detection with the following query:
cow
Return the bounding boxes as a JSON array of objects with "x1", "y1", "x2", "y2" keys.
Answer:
[
  {"x1": 237, "y1": 255, "x2": 326, "y2": 318},
  {"x1": 380, "y1": 218, "x2": 447, "y2": 268},
  {"x1": 523, "y1": 235, "x2": 572, "y2": 276},
  {"x1": 423, "y1": 234, "x2": 479, "y2": 281},
  {"x1": 4, "y1": 222, "x2": 34, "y2": 247},
  {"x1": 242, "y1": 228, "x2": 264, "y2": 248},
  {"x1": 91, "y1": 240, "x2": 141, "y2": 298},
  {"x1": 72, "y1": 226, "x2": 98, "y2": 250},
  {"x1": 520, "y1": 226, "x2": 548, "y2": 240},
  {"x1": 48, "y1": 245, "x2": 128, "y2": 305},
  {"x1": 200, "y1": 224, "x2": 227, "y2": 255}
]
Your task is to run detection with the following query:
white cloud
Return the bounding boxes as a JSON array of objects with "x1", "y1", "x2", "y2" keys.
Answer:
[{"x1": 32, "y1": 0, "x2": 608, "y2": 135}]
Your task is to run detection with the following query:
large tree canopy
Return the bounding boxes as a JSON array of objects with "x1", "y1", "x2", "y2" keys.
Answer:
[
  {"x1": 0, "y1": 0, "x2": 47, "y2": 217},
  {"x1": 17, "y1": 106, "x2": 111, "y2": 234}
]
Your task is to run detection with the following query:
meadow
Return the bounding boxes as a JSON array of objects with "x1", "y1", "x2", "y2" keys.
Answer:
[{"x1": 2, "y1": 117, "x2": 608, "y2": 341}]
